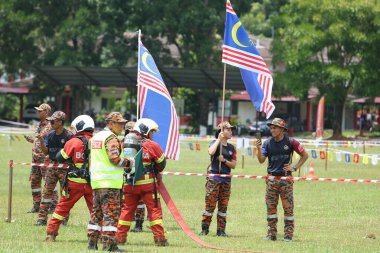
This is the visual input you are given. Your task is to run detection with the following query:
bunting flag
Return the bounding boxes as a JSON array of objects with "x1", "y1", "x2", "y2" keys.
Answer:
[
  {"x1": 336, "y1": 152, "x2": 342, "y2": 162},
  {"x1": 222, "y1": 0, "x2": 275, "y2": 118},
  {"x1": 371, "y1": 155, "x2": 378, "y2": 165},
  {"x1": 328, "y1": 151, "x2": 334, "y2": 161},
  {"x1": 311, "y1": 150, "x2": 317, "y2": 159},
  {"x1": 363, "y1": 155, "x2": 369, "y2": 165},
  {"x1": 247, "y1": 146, "x2": 253, "y2": 156},
  {"x1": 353, "y1": 154, "x2": 360, "y2": 164},
  {"x1": 137, "y1": 37, "x2": 180, "y2": 160},
  {"x1": 320, "y1": 150, "x2": 326, "y2": 160},
  {"x1": 345, "y1": 153, "x2": 351, "y2": 163}
]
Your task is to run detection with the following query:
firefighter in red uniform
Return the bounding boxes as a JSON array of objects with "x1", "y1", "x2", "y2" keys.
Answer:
[
  {"x1": 116, "y1": 118, "x2": 168, "y2": 246},
  {"x1": 123, "y1": 121, "x2": 146, "y2": 233},
  {"x1": 45, "y1": 115, "x2": 95, "y2": 242}
]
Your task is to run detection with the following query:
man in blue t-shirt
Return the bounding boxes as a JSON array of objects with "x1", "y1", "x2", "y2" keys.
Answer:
[
  {"x1": 256, "y1": 118, "x2": 308, "y2": 242},
  {"x1": 35, "y1": 111, "x2": 73, "y2": 226},
  {"x1": 200, "y1": 121, "x2": 237, "y2": 237}
]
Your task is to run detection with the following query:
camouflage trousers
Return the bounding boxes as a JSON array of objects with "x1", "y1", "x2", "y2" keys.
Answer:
[
  {"x1": 135, "y1": 200, "x2": 146, "y2": 221},
  {"x1": 87, "y1": 189, "x2": 121, "y2": 251},
  {"x1": 38, "y1": 167, "x2": 66, "y2": 221},
  {"x1": 201, "y1": 178, "x2": 231, "y2": 231},
  {"x1": 265, "y1": 179, "x2": 294, "y2": 237},
  {"x1": 30, "y1": 163, "x2": 48, "y2": 205}
]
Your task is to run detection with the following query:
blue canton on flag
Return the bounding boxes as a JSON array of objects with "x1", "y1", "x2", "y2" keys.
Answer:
[
  {"x1": 138, "y1": 42, "x2": 180, "y2": 160},
  {"x1": 222, "y1": 0, "x2": 275, "y2": 118}
]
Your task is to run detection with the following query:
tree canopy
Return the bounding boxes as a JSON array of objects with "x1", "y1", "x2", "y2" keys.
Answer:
[{"x1": 271, "y1": 0, "x2": 380, "y2": 137}]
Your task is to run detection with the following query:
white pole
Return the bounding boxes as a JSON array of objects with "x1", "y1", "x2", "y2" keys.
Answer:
[{"x1": 136, "y1": 29, "x2": 141, "y2": 120}]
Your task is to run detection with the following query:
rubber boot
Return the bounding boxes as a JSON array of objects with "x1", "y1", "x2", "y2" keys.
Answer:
[
  {"x1": 199, "y1": 224, "x2": 209, "y2": 236},
  {"x1": 155, "y1": 238, "x2": 169, "y2": 247},
  {"x1": 130, "y1": 220, "x2": 143, "y2": 232},
  {"x1": 87, "y1": 235, "x2": 98, "y2": 251},
  {"x1": 27, "y1": 202, "x2": 40, "y2": 213}
]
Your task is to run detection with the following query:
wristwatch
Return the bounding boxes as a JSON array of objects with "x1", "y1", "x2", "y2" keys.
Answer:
[{"x1": 292, "y1": 166, "x2": 297, "y2": 171}]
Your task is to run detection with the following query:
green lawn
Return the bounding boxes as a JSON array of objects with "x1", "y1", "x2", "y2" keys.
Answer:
[{"x1": 0, "y1": 135, "x2": 379, "y2": 253}]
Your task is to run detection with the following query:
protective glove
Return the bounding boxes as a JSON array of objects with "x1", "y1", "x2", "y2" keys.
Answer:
[{"x1": 128, "y1": 157, "x2": 135, "y2": 174}]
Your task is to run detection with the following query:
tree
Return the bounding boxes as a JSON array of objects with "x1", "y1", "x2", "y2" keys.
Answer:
[{"x1": 272, "y1": 0, "x2": 380, "y2": 138}]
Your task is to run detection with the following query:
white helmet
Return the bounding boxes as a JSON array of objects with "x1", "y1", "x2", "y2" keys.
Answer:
[
  {"x1": 71, "y1": 115, "x2": 95, "y2": 133},
  {"x1": 133, "y1": 118, "x2": 159, "y2": 136}
]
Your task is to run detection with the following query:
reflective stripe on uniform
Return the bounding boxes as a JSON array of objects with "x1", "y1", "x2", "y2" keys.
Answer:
[
  {"x1": 32, "y1": 188, "x2": 41, "y2": 192},
  {"x1": 102, "y1": 226, "x2": 117, "y2": 232},
  {"x1": 91, "y1": 173, "x2": 123, "y2": 181},
  {"x1": 61, "y1": 149, "x2": 69, "y2": 159},
  {"x1": 284, "y1": 216, "x2": 294, "y2": 221},
  {"x1": 41, "y1": 198, "x2": 53, "y2": 203},
  {"x1": 203, "y1": 210, "x2": 213, "y2": 216},
  {"x1": 267, "y1": 214, "x2": 277, "y2": 219},
  {"x1": 156, "y1": 153, "x2": 165, "y2": 163},
  {"x1": 135, "y1": 174, "x2": 155, "y2": 186},
  {"x1": 52, "y1": 212, "x2": 65, "y2": 221},
  {"x1": 68, "y1": 177, "x2": 88, "y2": 183},
  {"x1": 150, "y1": 219, "x2": 163, "y2": 227},
  {"x1": 118, "y1": 220, "x2": 132, "y2": 226},
  {"x1": 88, "y1": 224, "x2": 101, "y2": 231},
  {"x1": 217, "y1": 211, "x2": 226, "y2": 217}
]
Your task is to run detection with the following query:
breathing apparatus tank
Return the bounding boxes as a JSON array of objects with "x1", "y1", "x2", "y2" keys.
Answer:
[{"x1": 123, "y1": 131, "x2": 140, "y2": 174}]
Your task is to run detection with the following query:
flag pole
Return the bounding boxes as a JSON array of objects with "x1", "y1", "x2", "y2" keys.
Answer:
[
  {"x1": 136, "y1": 29, "x2": 141, "y2": 120},
  {"x1": 219, "y1": 63, "x2": 227, "y2": 171}
]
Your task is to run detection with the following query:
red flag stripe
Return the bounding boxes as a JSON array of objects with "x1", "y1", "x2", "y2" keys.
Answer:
[
  {"x1": 222, "y1": 54, "x2": 271, "y2": 75},
  {"x1": 140, "y1": 72, "x2": 170, "y2": 95},
  {"x1": 222, "y1": 48, "x2": 269, "y2": 70},
  {"x1": 140, "y1": 73, "x2": 171, "y2": 97},
  {"x1": 222, "y1": 46, "x2": 268, "y2": 67}
]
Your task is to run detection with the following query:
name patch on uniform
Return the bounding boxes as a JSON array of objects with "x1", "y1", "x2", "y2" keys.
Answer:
[{"x1": 92, "y1": 140, "x2": 103, "y2": 149}]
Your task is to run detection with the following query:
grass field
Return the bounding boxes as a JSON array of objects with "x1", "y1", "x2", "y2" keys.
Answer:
[{"x1": 0, "y1": 135, "x2": 379, "y2": 253}]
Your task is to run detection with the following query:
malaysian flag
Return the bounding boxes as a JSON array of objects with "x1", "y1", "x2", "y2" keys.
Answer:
[
  {"x1": 137, "y1": 40, "x2": 180, "y2": 160},
  {"x1": 222, "y1": 0, "x2": 275, "y2": 118}
]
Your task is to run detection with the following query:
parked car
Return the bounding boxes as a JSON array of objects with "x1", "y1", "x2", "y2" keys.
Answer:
[
  {"x1": 23, "y1": 104, "x2": 39, "y2": 123},
  {"x1": 233, "y1": 124, "x2": 249, "y2": 136},
  {"x1": 248, "y1": 121, "x2": 271, "y2": 137}
]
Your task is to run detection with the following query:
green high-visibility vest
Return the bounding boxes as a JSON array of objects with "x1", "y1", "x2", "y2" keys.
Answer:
[{"x1": 89, "y1": 130, "x2": 124, "y2": 189}]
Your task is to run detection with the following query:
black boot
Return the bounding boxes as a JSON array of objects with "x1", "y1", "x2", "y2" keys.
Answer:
[
  {"x1": 217, "y1": 229, "x2": 228, "y2": 237},
  {"x1": 105, "y1": 244, "x2": 126, "y2": 252},
  {"x1": 130, "y1": 220, "x2": 143, "y2": 232},
  {"x1": 199, "y1": 224, "x2": 209, "y2": 236},
  {"x1": 87, "y1": 235, "x2": 98, "y2": 251},
  {"x1": 27, "y1": 202, "x2": 40, "y2": 213}
]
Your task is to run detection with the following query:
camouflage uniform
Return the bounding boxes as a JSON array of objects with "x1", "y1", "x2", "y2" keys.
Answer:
[
  {"x1": 202, "y1": 178, "x2": 231, "y2": 231},
  {"x1": 28, "y1": 104, "x2": 52, "y2": 211},
  {"x1": 87, "y1": 112, "x2": 129, "y2": 252},
  {"x1": 201, "y1": 137, "x2": 236, "y2": 236},
  {"x1": 260, "y1": 118, "x2": 307, "y2": 240},
  {"x1": 36, "y1": 111, "x2": 73, "y2": 224},
  {"x1": 266, "y1": 179, "x2": 294, "y2": 238}
]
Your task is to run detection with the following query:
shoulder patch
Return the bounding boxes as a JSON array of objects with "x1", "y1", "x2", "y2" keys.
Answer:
[{"x1": 92, "y1": 140, "x2": 103, "y2": 149}]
